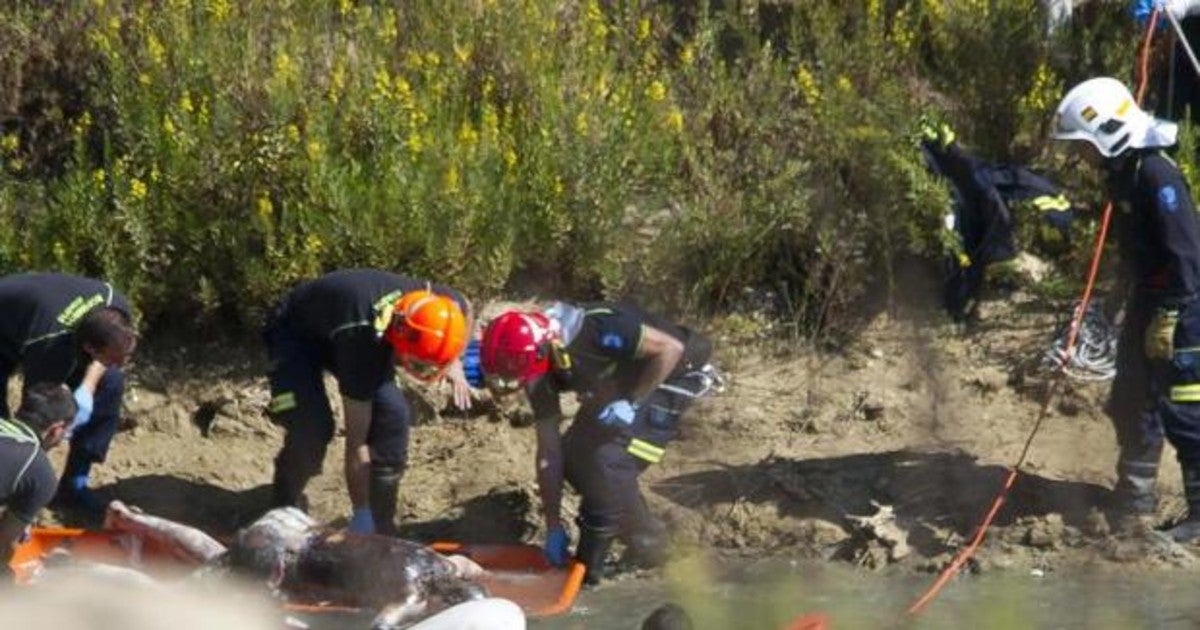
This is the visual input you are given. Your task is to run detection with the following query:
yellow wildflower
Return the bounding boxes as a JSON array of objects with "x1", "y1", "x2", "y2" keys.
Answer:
[
  {"x1": 372, "y1": 68, "x2": 393, "y2": 102},
  {"x1": 646, "y1": 80, "x2": 667, "y2": 102},
  {"x1": 306, "y1": 140, "x2": 323, "y2": 161},
  {"x1": 92, "y1": 169, "x2": 106, "y2": 187},
  {"x1": 637, "y1": 17, "x2": 651, "y2": 41},
  {"x1": 179, "y1": 91, "x2": 194, "y2": 114},
  {"x1": 305, "y1": 233, "x2": 324, "y2": 254},
  {"x1": 147, "y1": 35, "x2": 166, "y2": 67},
  {"x1": 454, "y1": 42, "x2": 472, "y2": 66},
  {"x1": 482, "y1": 107, "x2": 499, "y2": 141},
  {"x1": 138, "y1": 73, "x2": 151, "y2": 86},
  {"x1": 444, "y1": 165, "x2": 461, "y2": 193},
  {"x1": 208, "y1": 0, "x2": 231, "y2": 21},
  {"x1": 0, "y1": 134, "x2": 18, "y2": 154},
  {"x1": 129, "y1": 178, "x2": 148, "y2": 201},
  {"x1": 406, "y1": 132, "x2": 423, "y2": 156},
  {"x1": 574, "y1": 112, "x2": 589, "y2": 135},
  {"x1": 275, "y1": 52, "x2": 298, "y2": 84},
  {"x1": 339, "y1": 0, "x2": 352, "y2": 17},
  {"x1": 457, "y1": 122, "x2": 479, "y2": 148},
  {"x1": 381, "y1": 10, "x2": 399, "y2": 42},
  {"x1": 395, "y1": 77, "x2": 412, "y2": 104},
  {"x1": 256, "y1": 195, "x2": 273, "y2": 222},
  {"x1": 795, "y1": 65, "x2": 820, "y2": 104},
  {"x1": 503, "y1": 148, "x2": 517, "y2": 169},
  {"x1": 285, "y1": 124, "x2": 300, "y2": 144},
  {"x1": 680, "y1": 45, "x2": 695, "y2": 66},
  {"x1": 666, "y1": 107, "x2": 684, "y2": 134}
]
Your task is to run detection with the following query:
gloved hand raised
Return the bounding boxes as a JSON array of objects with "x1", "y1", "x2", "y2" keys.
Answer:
[
  {"x1": 543, "y1": 523, "x2": 571, "y2": 567},
  {"x1": 348, "y1": 507, "x2": 375, "y2": 535},
  {"x1": 597, "y1": 399, "x2": 638, "y2": 427}
]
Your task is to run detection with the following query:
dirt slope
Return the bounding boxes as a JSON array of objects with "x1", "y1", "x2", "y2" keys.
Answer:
[{"x1": 38, "y1": 281, "x2": 1200, "y2": 578}]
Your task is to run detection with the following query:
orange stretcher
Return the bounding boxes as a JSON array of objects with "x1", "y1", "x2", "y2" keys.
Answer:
[{"x1": 11, "y1": 527, "x2": 585, "y2": 618}]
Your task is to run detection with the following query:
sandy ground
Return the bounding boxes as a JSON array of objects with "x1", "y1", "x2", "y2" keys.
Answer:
[{"x1": 36, "y1": 269, "x2": 1200, "y2": 581}]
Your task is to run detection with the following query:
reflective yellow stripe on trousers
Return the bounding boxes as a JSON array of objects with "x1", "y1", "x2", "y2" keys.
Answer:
[
  {"x1": 627, "y1": 438, "x2": 665, "y2": 464},
  {"x1": 1171, "y1": 384, "x2": 1200, "y2": 402},
  {"x1": 270, "y1": 392, "x2": 298, "y2": 414}
]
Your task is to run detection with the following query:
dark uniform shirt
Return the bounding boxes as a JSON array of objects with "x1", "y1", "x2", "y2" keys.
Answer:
[
  {"x1": 275, "y1": 269, "x2": 467, "y2": 401},
  {"x1": 1109, "y1": 151, "x2": 1200, "y2": 302},
  {"x1": 0, "y1": 273, "x2": 132, "y2": 387},
  {"x1": 0, "y1": 419, "x2": 56, "y2": 524},
  {"x1": 527, "y1": 303, "x2": 688, "y2": 420}
]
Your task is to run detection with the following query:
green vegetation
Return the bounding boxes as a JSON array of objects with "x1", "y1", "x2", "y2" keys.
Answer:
[{"x1": 0, "y1": 1, "x2": 1162, "y2": 336}]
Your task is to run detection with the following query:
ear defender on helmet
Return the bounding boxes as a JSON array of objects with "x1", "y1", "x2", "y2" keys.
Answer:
[{"x1": 386, "y1": 290, "x2": 468, "y2": 381}]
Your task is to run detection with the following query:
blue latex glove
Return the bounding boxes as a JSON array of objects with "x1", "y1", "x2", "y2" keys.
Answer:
[
  {"x1": 462, "y1": 338, "x2": 484, "y2": 389},
  {"x1": 597, "y1": 399, "x2": 637, "y2": 427},
  {"x1": 543, "y1": 524, "x2": 571, "y2": 567},
  {"x1": 69, "y1": 384, "x2": 94, "y2": 434},
  {"x1": 1133, "y1": 0, "x2": 1157, "y2": 24},
  {"x1": 348, "y1": 507, "x2": 375, "y2": 535}
]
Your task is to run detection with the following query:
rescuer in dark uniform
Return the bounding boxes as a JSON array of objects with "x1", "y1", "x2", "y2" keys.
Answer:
[{"x1": 480, "y1": 302, "x2": 721, "y2": 583}]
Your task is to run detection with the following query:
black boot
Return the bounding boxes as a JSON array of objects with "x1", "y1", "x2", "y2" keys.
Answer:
[
  {"x1": 369, "y1": 464, "x2": 404, "y2": 536},
  {"x1": 1108, "y1": 458, "x2": 1158, "y2": 530},
  {"x1": 575, "y1": 523, "x2": 617, "y2": 586},
  {"x1": 620, "y1": 517, "x2": 669, "y2": 570},
  {"x1": 1169, "y1": 464, "x2": 1200, "y2": 543}
]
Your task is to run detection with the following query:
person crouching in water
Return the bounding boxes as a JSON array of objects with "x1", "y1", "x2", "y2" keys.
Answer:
[
  {"x1": 479, "y1": 302, "x2": 721, "y2": 584},
  {"x1": 1, "y1": 383, "x2": 76, "y2": 582},
  {"x1": 1053, "y1": 77, "x2": 1200, "y2": 540}
]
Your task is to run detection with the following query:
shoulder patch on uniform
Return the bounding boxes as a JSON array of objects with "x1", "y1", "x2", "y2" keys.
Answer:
[
  {"x1": 1158, "y1": 185, "x2": 1180, "y2": 214},
  {"x1": 600, "y1": 332, "x2": 625, "y2": 350}
]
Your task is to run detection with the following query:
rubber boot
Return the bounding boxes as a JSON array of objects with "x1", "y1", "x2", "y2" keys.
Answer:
[
  {"x1": 1168, "y1": 464, "x2": 1200, "y2": 543},
  {"x1": 620, "y1": 517, "x2": 670, "y2": 571},
  {"x1": 575, "y1": 523, "x2": 617, "y2": 586},
  {"x1": 369, "y1": 464, "x2": 404, "y2": 537},
  {"x1": 1109, "y1": 458, "x2": 1158, "y2": 532},
  {"x1": 54, "y1": 451, "x2": 104, "y2": 513}
]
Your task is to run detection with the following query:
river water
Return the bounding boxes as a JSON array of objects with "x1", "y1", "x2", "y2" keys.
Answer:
[
  {"x1": 290, "y1": 553, "x2": 1200, "y2": 629},
  {"x1": 528, "y1": 555, "x2": 1200, "y2": 629}
]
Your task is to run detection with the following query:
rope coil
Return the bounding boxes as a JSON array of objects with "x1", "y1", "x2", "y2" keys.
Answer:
[{"x1": 1043, "y1": 301, "x2": 1118, "y2": 382}]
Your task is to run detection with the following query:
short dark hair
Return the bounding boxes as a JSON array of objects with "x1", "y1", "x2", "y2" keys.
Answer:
[
  {"x1": 17, "y1": 383, "x2": 76, "y2": 433},
  {"x1": 77, "y1": 307, "x2": 137, "y2": 351},
  {"x1": 642, "y1": 603, "x2": 693, "y2": 630}
]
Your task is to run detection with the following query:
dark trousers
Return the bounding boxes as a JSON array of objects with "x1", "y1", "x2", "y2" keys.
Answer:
[
  {"x1": 563, "y1": 365, "x2": 709, "y2": 553},
  {"x1": 265, "y1": 320, "x2": 411, "y2": 533},
  {"x1": 1109, "y1": 296, "x2": 1200, "y2": 514}
]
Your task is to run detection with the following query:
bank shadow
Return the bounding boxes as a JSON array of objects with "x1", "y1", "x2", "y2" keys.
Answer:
[
  {"x1": 397, "y1": 489, "x2": 537, "y2": 545},
  {"x1": 652, "y1": 449, "x2": 1110, "y2": 556},
  {"x1": 71, "y1": 475, "x2": 274, "y2": 536}
]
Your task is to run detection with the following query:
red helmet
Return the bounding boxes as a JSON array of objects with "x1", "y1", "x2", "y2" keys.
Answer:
[
  {"x1": 480, "y1": 311, "x2": 556, "y2": 387},
  {"x1": 385, "y1": 290, "x2": 468, "y2": 381}
]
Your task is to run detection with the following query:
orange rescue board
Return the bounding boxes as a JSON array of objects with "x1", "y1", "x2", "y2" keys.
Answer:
[{"x1": 12, "y1": 528, "x2": 583, "y2": 618}]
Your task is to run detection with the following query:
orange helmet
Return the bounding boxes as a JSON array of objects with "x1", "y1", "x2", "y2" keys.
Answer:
[{"x1": 385, "y1": 290, "x2": 468, "y2": 381}]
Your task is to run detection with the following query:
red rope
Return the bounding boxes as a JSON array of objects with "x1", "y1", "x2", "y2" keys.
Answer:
[{"x1": 905, "y1": 10, "x2": 1162, "y2": 617}]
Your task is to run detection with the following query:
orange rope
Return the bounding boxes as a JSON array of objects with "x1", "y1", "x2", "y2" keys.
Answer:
[{"x1": 905, "y1": 10, "x2": 1162, "y2": 617}]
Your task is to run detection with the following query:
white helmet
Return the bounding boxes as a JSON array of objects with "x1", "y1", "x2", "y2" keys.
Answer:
[{"x1": 1052, "y1": 77, "x2": 1177, "y2": 157}]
